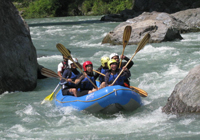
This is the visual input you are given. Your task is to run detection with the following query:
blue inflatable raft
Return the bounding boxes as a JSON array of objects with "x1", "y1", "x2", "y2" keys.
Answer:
[{"x1": 54, "y1": 85, "x2": 142, "y2": 114}]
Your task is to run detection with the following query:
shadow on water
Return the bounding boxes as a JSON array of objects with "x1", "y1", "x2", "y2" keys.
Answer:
[{"x1": 28, "y1": 20, "x2": 107, "y2": 27}]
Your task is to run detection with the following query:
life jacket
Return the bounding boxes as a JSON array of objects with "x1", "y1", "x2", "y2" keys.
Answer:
[
  {"x1": 99, "y1": 67, "x2": 108, "y2": 83},
  {"x1": 63, "y1": 69, "x2": 80, "y2": 89},
  {"x1": 79, "y1": 75, "x2": 96, "y2": 91},
  {"x1": 61, "y1": 60, "x2": 68, "y2": 73},
  {"x1": 107, "y1": 71, "x2": 124, "y2": 86}
]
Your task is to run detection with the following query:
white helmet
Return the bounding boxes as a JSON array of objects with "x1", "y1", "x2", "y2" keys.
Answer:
[
  {"x1": 68, "y1": 58, "x2": 78, "y2": 68},
  {"x1": 109, "y1": 53, "x2": 119, "y2": 60}
]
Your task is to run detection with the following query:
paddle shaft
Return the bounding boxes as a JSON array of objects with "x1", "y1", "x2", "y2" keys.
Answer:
[
  {"x1": 52, "y1": 83, "x2": 60, "y2": 93},
  {"x1": 93, "y1": 69, "x2": 105, "y2": 76}
]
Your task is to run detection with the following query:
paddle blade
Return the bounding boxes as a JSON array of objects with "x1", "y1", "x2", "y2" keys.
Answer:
[
  {"x1": 41, "y1": 68, "x2": 59, "y2": 79},
  {"x1": 56, "y1": 43, "x2": 72, "y2": 60},
  {"x1": 135, "y1": 33, "x2": 150, "y2": 54},
  {"x1": 123, "y1": 26, "x2": 132, "y2": 48},
  {"x1": 41, "y1": 92, "x2": 54, "y2": 104},
  {"x1": 119, "y1": 26, "x2": 132, "y2": 68},
  {"x1": 130, "y1": 86, "x2": 148, "y2": 97}
]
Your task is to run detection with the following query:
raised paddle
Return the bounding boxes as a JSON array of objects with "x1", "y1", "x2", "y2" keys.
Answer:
[
  {"x1": 119, "y1": 26, "x2": 132, "y2": 68},
  {"x1": 111, "y1": 33, "x2": 151, "y2": 86},
  {"x1": 56, "y1": 43, "x2": 98, "y2": 89},
  {"x1": 93, "y1": 69, "x2": 148, "y2": 97},
  {"x1": 41, "y1": 83, "x2": 60, "y2": 104},
  {"x1": 41, "y1": 67, "x2": 75, "y2": 83}
]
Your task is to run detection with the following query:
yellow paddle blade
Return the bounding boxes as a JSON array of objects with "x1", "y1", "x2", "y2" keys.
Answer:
[
  {"x1": 41, "y1": 83, "x2": 60, "y2": 104},
  {"x1": 41, "y1": 92, "x2": 54, "y2": 104},
  {"x1": 45, "y1": 92, "x2": 54, "y2": 100},
  {"x1": 130, "y1": 86, "x2": 148, "y2": 97}
]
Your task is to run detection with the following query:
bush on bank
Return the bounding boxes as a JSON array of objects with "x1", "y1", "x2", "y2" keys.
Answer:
[{"x1": 12, "y1": 0, "x2": 133, "y2": 18}]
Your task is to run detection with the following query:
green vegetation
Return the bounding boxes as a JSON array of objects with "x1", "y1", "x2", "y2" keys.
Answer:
[{"x1": 12, "y1": 0, "x2": 133, "y2": 19}]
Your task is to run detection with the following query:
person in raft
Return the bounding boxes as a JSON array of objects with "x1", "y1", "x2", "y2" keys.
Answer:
[
  {"x1": 94, "y1": 56, "x2": 109, "y2": 87},
  {"x1": 60, "y1": 58, "x2": 80, "y2": 97},
  {"x1": 105, "y1": 59, "x2": 131, "y2": 87},
  {"x1": 57, "y1": 48, "x2": 82, "y2": 79},
  {"x1": 73, "y1": 61, "x2": 98, "y2": 97},
  {"x1": 109, "y1": 53, "x2": 133, "y2": 86}
]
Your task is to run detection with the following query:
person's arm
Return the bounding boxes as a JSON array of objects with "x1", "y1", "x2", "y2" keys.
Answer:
[
  {"x1": 57, "y1": 62, "x2": 63, "y2": 78},
  {"x1": 120, "y1": 67, "x2": 131, "y2": 79},
  {"x1": 74, "y1": 73, "x2": 84, "y2": 85},
  {"x1": 60, "y1": 70, "x2": 70, "y2": 85},
  {"x1": 121, "y1": 56, "x2": 134, "y2": 69}
]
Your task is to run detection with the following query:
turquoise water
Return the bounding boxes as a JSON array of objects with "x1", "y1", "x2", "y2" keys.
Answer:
[{"x1": 1, "y1": 16, "x2": 200, "y2": 139}]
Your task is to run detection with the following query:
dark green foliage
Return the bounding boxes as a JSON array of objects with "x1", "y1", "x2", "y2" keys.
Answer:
[
  {"x1": 12, "y1": 0, "x2": 133, "y2": 18},
  {"x1": 81, "y1": 0, "x2": 133, "y2": 15},
  {"x1": 24, "y1": 0, "x2": 59, "y2": 18}
]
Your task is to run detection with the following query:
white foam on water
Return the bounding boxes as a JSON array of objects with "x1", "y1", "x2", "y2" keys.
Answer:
[
  {"x1": 7, "y1": 124, "x2": 26, "y2": 133},
  {"x1": 179, "y1": 118, "x2": 195, "y2": 125},
  {"x1": 70, "y1": 40, "x2": 101, "y2": 48},
  {"x1": 69, "y1": 29, "x2": 90, "y2": 34},
  {"x1": 0, "y1": 91, "x2": 10, "y2": 99},
  {"x1": 93, "y1": 51, "x2": 111, "y2": 58},
  {"x1": 163, "y1": 65, "x2": 187, "y2": 77},
  {"x1": 72, "y1": 25, "x2": 84, "y2": 28},
  {"x1": 16, "y1": 104, "x2": 40, "y2": 117},
  {"x1": 142, "y1": 44, "x2": 175, "y2": 54},
  {"x1": 135, "y1": 44, "x2": 177, "y2": 60},
  {"x1": 37, "y1": 55, "x2": 62, "y2": 62}
]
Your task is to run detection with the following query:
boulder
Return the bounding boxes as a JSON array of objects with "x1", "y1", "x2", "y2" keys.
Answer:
[
  {"x1": 162, "y1": 65, "x2": 200, "y2": 114},
  {"x1": 0, "y1": 0, "x2": 38, "y2": 94},
  {"x1": 172, "y1": 8, "x2": 200, "y2": 33},
  {"x1": 102, "y1": 11, "x2": 185, "y2": 45}
]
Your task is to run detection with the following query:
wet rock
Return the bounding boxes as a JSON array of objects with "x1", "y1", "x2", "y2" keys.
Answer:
[
  {"x1": 102, "y1": 12, "x2": 185, "y2": 45},
  {"x1": 162, "y1": 65, "x2": 200, "y2": 114},
  {"x1": 0, "y1": 0, "x2": 38, "y2": 94},
  {"x1": 172, "y1": 8, "x2": 200, "y2": 33}
]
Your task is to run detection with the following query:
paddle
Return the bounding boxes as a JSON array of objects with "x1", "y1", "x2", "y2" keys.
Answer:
[
  {"x1": 56, "y1": 43, "x2": 98, "y2": 89},
  {"x1": 93, "y1": 69, "x2": 148, "y2": 97},
  {"x1": 119, "y1": 26, "x2": 132, "y2": 68},
  {"x1": 111, "y1": 33, "x2": 151, "y2": 86},
  {"x1": 41, "y1": 83, "x2": 60, "y2": 104},
  {"x1": 41, "y1": 67, "x2": 75, "y2": 83}
]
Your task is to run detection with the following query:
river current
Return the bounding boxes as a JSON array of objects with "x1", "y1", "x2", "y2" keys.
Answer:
[{"x1": 1, "y1": 16, "x2": 200, "y2": 139}]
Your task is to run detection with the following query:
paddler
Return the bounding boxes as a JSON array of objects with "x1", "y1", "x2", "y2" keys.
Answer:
[
  {"x1": 105, "y1": 59, "x2": 131, "y2": 87},
  {"x1": 109, "y1": 53, "x2": 133, "y2": 86},
  {"x1": 73, "y1": 61, "x2": 98, "y2": 96},
  {"x1": 60, "y1": 58, "x2": 80, "y2": 97},
  {"x1": 94, "y1": 56, "x2": 109, "y2": 88},
  {"x1": 57, "y1": 48, "x2": 82, "y2": 79}
]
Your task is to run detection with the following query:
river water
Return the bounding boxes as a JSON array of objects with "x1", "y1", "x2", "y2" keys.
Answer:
[{"x1": 1, "y1": 16, "x2": 200, "y2": 139}]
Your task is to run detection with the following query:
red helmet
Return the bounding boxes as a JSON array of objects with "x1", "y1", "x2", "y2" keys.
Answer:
[{"x1": 83, "y1": 61, "x2": 93, "y2": 71}]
